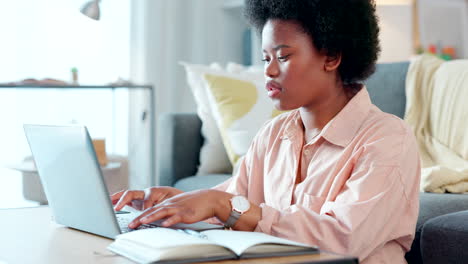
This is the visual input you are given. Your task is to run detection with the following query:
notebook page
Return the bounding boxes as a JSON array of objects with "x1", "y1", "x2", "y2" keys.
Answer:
[
  {"x1": 109, "y1": 228, "x2": 235, "y2": 263},
  {"x1": 201, "y1": 230, "x2": 312, "y2": 256}
]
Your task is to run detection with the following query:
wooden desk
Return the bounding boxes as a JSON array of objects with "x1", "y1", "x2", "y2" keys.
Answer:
[{"x1": 0, "y1": 207, "x2": 357, "y2": 264}]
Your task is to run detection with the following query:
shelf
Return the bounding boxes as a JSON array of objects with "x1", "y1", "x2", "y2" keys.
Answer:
[{"x1": 0, "y1": 84, "x2": 153, "y2": 89}]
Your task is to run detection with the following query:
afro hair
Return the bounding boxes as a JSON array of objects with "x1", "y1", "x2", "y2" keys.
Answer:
[{"x1": 244, "y1": 0, "x2": 381, "y2": 87}]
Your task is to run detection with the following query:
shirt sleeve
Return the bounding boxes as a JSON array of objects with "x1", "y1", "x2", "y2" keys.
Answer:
[{"x1": 254, "y1": 132, "x2": 421, "y2": 260}]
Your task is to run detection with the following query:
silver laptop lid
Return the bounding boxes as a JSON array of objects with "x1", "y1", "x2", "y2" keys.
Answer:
[{"x1": 23, "y1": 124, "x2": 121, "y2": 239}]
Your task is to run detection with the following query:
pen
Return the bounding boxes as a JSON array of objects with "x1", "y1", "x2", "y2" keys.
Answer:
[{"x1": 114, "y1": 210, "x2": 130, "y2": 214}]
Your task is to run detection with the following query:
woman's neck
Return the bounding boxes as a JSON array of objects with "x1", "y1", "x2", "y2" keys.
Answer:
[{"x1": 299, "y1": 86, "x2": 353, "y2": 142}]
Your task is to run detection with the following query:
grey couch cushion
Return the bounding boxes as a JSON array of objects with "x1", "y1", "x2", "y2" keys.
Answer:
[
  {"x1": 157, "y1": 113, "x2": 203, "y2": 186},
  {"x1": 406, "y1": 193, "x2": 468, "y2": 264},
  {"x1": 174, "y1": 174, "x2": 231, "y2": 192},
  {"x1": 365, "y1": 61, "x2": 409, "y2": 119},
  {"x1": 420, "y1": 210, "x2": 468, "y2": 264}
]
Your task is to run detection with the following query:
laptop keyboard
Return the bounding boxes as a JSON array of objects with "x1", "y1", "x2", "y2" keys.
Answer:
[
  {"x1": 116, "y1": 214, "x2": 218, "y2": 238},
  {"x1": 117, "y1": 215, "x2": 159, "y2": 233}
]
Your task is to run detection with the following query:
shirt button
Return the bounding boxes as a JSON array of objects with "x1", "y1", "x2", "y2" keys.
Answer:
[{"x1": 304, "y1": 149, "x2": 310, "y2": 155}]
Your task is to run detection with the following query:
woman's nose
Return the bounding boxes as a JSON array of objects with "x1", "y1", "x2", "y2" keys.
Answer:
[{"x1": 264, "y1": 60, "x2": 279, "y2": 78}]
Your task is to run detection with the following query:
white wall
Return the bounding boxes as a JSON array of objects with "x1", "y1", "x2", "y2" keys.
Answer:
[
  {"x1": 376, "y1": 0, "x2": 468, "y2": 62},
  {"x1": 377, "y1": 4, "x2": 414, "y2": 62},
  {"x1": 0, "y1": 0, "x2": 130, "y2": 84},
  {"x1": 418, "y1": 0, "x2": 468, "y2": 59}
]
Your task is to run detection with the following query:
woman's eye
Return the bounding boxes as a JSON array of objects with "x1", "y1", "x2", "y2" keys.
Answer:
[
  {"x1": 261, "y1": 58, "x2": 270, "y2": 63},
  {"x1": 277, "y1": 55, "x2": 290, "y2": 62}
]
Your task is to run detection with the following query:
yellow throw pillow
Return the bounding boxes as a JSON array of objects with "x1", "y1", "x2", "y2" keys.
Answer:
[{"x1": 203, "y1": 73, "x2": 286, "y2": 165}]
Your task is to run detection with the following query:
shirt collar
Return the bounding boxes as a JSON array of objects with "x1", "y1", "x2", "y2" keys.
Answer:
[{"x1": 281, "y1": 87, "x2": 372, "y2": 147}]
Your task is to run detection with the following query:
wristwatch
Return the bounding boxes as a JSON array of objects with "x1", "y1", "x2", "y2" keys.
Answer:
[{"x1": 224, "y1": 195, "x2": 250, "y2": 229}]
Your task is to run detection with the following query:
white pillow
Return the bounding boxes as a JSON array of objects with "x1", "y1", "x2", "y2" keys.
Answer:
[
  {"x1": 180, "y1": 62, "x2": 232, "y2": 175},
  {"x1": 226, "y1": 62, "x2": 263, "y2": 77},
  {"x1": 201, "y1": 63, "x2": 286, "y2": 166},
  {"x1": 181, "y1": 61, "x2": 285, "y2": 172}
]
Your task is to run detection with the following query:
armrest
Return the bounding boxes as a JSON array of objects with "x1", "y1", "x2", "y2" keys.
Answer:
[{"x1": 156, "y1": 112, "x2": 203, "y2": 186}]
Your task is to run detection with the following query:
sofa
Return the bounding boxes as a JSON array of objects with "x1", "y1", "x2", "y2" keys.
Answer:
[{"x1": 157, "y1": 61, "x2": 468, "y2": 263}]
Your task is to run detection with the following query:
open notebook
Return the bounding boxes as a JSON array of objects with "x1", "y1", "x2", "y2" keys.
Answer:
[{"x1": 108, "y1": 228, "x2": 319, "y2": 264}]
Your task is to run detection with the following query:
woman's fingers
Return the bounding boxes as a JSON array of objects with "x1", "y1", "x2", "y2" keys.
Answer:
[
  {"x1": 125, "y1": 189, "x2": 217, "y2": 229},
  {"x1": 110, "y1": 190, "x2": 126, "y2": 205},
  {"x1": 113, "y1": 190, "x2": 145, "y2": 211},
  {"x1": 142, "y1": 199, "x2": 154, "y2": 211},
  {"x1": 112, "y1": 188, "x2": 173, "y2": 211},
  {"x1": 129, "y1": 206, "x2": 177, "y2": 228},
  {"x1": 141, "y1": 188, "x2": 161, "y2": 210},
  {"x1": 159, "y1": 212, "x2": 191, "y2": 227},
  {"x1": 113, "y1": 187, "x2": 185, "y2": 211}
]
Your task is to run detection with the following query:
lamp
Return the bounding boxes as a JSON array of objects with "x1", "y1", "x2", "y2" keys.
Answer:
[{"x1": 80, "y1": 0, "x2": 101, "y2": 21}]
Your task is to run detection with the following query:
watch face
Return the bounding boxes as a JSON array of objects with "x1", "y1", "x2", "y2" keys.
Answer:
[{"x1": 231, "y1": 196, "x2": 250, "y2": 213}]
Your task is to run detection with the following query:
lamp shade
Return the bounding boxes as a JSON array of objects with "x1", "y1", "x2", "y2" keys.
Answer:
[{"x1": 81, "y1": 0, "x2": 100, "y2": 20}]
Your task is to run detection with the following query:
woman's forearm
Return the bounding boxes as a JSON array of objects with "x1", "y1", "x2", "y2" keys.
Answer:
[{"x1": 213, "y1": 190, "x2": 262, "y2": 231}]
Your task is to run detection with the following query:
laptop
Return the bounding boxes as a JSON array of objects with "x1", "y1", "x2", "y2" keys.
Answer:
[{"x1": 23, "y1": 124, "x2": 221, "y2": 239}]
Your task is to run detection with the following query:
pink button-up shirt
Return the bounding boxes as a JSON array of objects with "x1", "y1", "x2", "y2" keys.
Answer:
[{"x1": 214, "y1": 88, "x2": 420, "y2": 263}]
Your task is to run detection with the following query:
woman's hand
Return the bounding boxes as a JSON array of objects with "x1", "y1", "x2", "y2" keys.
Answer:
[
  {"x1": 111, "y1": 187, "x2": 184, "y2": 211},
  {"x1": 128, "y1": 189, "x2": 233, "y2": 229}
]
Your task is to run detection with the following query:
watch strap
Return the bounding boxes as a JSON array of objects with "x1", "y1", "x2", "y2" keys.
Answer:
[{"x1": 224, "y1": 210, "x2": 242, "y2": 229}]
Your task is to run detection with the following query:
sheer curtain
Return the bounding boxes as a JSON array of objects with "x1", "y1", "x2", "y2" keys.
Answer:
[{"x1": 129, "y1": 0, "x2": 248, "y2": 187}]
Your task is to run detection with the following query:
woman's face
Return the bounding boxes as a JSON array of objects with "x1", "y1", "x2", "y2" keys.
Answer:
[{"x1": 262, "y1": 19, "x2": 339, "y2": 111}]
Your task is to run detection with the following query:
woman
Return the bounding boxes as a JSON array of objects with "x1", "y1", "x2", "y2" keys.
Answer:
[{"x1": 112, "y1": 0, "x2": 420, "y2": 263}]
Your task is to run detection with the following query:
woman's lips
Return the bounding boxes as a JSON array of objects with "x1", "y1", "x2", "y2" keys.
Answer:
[{"x1": 266, "y1": 81, "x2": 282, "y2": 98}]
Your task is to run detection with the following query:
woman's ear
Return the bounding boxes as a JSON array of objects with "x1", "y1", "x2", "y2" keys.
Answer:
[{"x1": 324, "y1": 54, "x2": 342, "y2": 72}]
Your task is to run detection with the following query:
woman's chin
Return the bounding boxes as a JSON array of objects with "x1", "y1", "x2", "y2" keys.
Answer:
[
  {"x1": 272, "y1": 101, "x2": 283, "y2": 110},
  {"x1": 273, "y1": 102, "x2": 295, "y2": 112}
]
